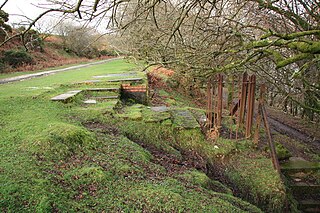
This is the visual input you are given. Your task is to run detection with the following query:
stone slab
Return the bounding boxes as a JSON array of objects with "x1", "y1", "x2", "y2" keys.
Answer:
[
  {"x1": 107, "y1": 78, "x2": 143, "y2": 82},
  {"x1": 94, "y1": 96, "x2": 119, "y2": 99},
  {"x1": 281, "y1": 160, "x2": 320, "y2": 172},
  {"x1": 93, "y1": 72, "x2": 138, "y2": 78},
  {"x1": 143, "y1": 109, "x2": 171, "y2": 123},
  {"x1": 151, "y1": 106, "x2": 169, "y2": 112},
  {"x1": 79, "y1": 80, "x2": 102, "y2": 84},
  {"x1": 85, "y1": 88, "x2": 119, "y2": 92},
  {"x1": 83, "y1": 99, "x2": 97, "y2": 104},
  {"x1": 171, "y1": 109, "x2": 200, "y2": 129},
  {"x1": 51, "y1": 90, "x2": 82, "y2": 101}
]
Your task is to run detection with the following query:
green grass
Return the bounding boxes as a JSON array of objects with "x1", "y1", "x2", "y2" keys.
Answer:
[
  {"x1": 0, "y1": 59, "x2": 262, "y2": 212},
  {"x1": 0, "y1": 59, "x2": 100, "y2": 80}
]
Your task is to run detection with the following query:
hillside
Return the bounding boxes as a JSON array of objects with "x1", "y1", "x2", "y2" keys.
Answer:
[{"x1": 0, "y1": 33, "x2": 114, "y2": 74}]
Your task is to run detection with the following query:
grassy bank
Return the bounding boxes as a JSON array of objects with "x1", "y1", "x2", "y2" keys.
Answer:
[{"x1": 0, "y1": 59, "x2": 261, "y2": 212}]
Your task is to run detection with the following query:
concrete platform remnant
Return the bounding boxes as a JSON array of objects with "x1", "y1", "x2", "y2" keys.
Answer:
[{"x1": 51, "y1": 90, "x2": 82, "y2": 102}]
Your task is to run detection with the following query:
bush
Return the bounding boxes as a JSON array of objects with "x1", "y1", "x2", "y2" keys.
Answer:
[
  {"x1": 0, "y1": 61, "x2": 5, "y2": 73},
  {"x1": 2, "y1": 50, "x2": 33, "y2": 67},
  {"x1": 100, "y1": 49, "x2": 118, "y2": 56}
]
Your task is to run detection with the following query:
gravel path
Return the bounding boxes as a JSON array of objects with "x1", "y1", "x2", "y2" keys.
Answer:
[{"x1": 0, "y1": 57, "x2": 122, "y2": 84}]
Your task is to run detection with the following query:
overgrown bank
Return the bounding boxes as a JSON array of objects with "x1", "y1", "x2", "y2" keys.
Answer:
[{"x1": 1, "y1": 59, "x2": 264, "y2": 212}]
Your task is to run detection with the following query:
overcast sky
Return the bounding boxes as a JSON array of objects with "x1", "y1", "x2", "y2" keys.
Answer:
[
  {"x1": 3, "y1": 0, "x2": 47, "y2": 24},
  {"x1": 2, "y1": 0, "x2": 107, "y2": 32}
]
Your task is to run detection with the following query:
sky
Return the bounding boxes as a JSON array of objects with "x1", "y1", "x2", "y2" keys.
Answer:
[
  {"x1": 3, "y1": 0, "x2": 48, "y2": 25},
  {"x1": 2, "y1": 0, "x2": 108, "y2": 33}
]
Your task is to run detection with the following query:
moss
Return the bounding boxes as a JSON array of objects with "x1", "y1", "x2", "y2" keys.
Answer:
[
  {"x1": 166, "y1": 98, "x2": 177, "y2": 106},
  {"x1": 64, "y1": 166, "x2": 113, "y2": 186},
  {"x1": 276, "y1": 53, "x2": 312, "y2": 68},
  {"x1": 120, "y1": 121, "x2": 182, "y2": 159},
  {"x1": 246, "y1": 40, "x2": 271, "y2": 49},
  {"x1": 288, "y1": 41, "x2": 320, "y2": 54},
  {"x1": 179, "y1": 169, "x2": 233, "y2": 194},
  {"x1": 142, "y1": 108, "x2": 171, "y2": 123},
  {"x1": 124, "y1": 179, "x2": 262, "y2": 212},
  {"x1": 226, "y1": 152, "x2": 287, "y2": 212},
  {"x1": 116, "y1": 105, "x2": 143, "y2": 120},
  {"x1": 35, "y1": 122, "x2": 96, "y2": 159},
  {"x1": 275, "y1": 142, "x2": 292, "y2": 160},
  {"x1": 161, "y1": 119, "x2": 173, "y2": 126},
  {"x1": 171, "y1": 109, "x2": 200, "y2": 129}
]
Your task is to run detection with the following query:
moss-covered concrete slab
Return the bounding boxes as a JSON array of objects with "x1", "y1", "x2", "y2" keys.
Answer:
[
  {"x1": 171, "y1": 109, "x2": 200, "y2": 129},
  {"x1": 83, "y1": 99, "x2": 97, "y2": 104},
  {"x1": 85, "y1": 87, "x2": 119, "y2": 92},
  {"x1": 51, "y1": 90, "x2": 83, "y2": 102},
  {"x1": 290, "y1": 182, "x2": 320, "y2": 194},
  {"x1": 116, "y1": 105, "x2": 143, "y2": 120},
  {"x1": 142, "y1": 108, "x2": 171, "y2": 123},
  {"x1": 107, "y1": 78, "x2": 143, "y2": 82},
  {"x1": 281, "y1": 160, "x2": 320, "y2": 172},
  {"x1": 151, "y1": 106, "x2": 169, "y2": 112},
  {"x1": 93, "y1": 72, "x2": 138, "y2": 78}
]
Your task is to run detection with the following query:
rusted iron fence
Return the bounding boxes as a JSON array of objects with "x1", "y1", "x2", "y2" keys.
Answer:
[{"x1": 206, "y1": 72, "x2": 280, "y2": 172}]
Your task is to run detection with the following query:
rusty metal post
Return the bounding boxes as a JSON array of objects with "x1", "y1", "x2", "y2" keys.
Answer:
[
  {"x1": 261, "y1": 104, "x2": 281, "y2": 173},
  {"x1": 245, "y1": 75, "x2": 256, "y2": 138},
  {"x1": 239, "y1": 72, "x2": 248, "y2": 125},
  {"x1": 229, "y1": 75, "x2": 235, "y2": 139},
  {"x1": 206, "y1": 78, "x2": 213, "y2": 130},
  {"x1": 217, "y1": 74, "x2": 223, "y2": 128},
  {"x1": 253, "y1": 84, "x2": 266, "y2": 145},
  {"x1": 236, "y1": 72, "x2": 248, "y2": 139}
]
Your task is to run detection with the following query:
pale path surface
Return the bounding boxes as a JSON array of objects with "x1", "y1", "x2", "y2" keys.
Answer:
[{"x1": 0, "y1": 57, "x2": 122, "y2": 84}]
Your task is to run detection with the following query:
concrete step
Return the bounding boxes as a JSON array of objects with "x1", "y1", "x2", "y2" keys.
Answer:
[
  {"x1": 51, "y1": 90, "x2": 82, "y2": 102},
  {"x1": 94, "y1": 96, "x2": 119, "y2": 100},
  {"x1": 290, "y1": 182, "x2": 320, "y2": 195},
  {"x1": 107, "y1": 77, "x2": 143, "y2": 82},
  {"x1": 299, "y1": 200, "x2": 320, "y2": 213},
  {"x1": 171, "y1": 109, "x2": 200, "y2": 129},
  {"x1": 85, "y1": 88, "x2": 119, "y2": 92},
  {"x1": 281, "y1": 160, "x2": 320, "y2": 173}
]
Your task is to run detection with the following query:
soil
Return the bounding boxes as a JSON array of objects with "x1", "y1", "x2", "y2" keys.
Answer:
[{"x1": 267, "y1": 107, "x2": 320, "y2": 141}]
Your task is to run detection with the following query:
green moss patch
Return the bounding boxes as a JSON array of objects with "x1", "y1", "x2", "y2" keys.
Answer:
[
  {"x1": 120, "y1": 120, "x2": 181, "y2": 158},
  {"x1": 171, "y1": 109, "x2": 200, "y2": 129},
  {"x1": 226, "y1": 152, "x2": 287, "y2": 212},
  {"x1": 36, "y1": 122, "x2": 96, "y2": 159},
  {"x1": 142, "y1": 108, "x2": 171, "y2": 123},
  {"x1": 178, "y1": 169, "x2": 233, "y2": 194},
  {"x1": 124, "y1": 179, "x2": 262, "y2": 212}
]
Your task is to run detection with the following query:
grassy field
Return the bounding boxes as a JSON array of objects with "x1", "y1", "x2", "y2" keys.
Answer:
[{"x1": 0, "y1": 59, "x2": 263, "y2": 212}]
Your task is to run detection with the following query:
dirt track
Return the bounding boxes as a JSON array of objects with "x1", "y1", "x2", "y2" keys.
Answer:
[{"x1": 268, "y1": 116, "x2": 320, "y2": 154}]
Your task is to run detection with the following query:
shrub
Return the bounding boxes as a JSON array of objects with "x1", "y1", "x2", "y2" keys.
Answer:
[
  {"x1": 100, "y1": 49, "x2": 119, "y2": 56},
  {"x1": 2, "y1": 50, "x2": 33, "y2": 67},
  {"x1": 0, "y1": 61, "x2": 6, "y2": 73}
]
